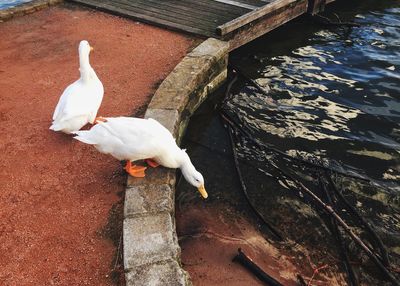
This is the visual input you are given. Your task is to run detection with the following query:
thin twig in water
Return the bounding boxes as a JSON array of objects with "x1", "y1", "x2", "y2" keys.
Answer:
[
  {"x1": 328, "y1": 173, "x2": 390, "y2": 267},
  {"x1": 312, "y1": 14, "x2": 361, "y2": 27},
  {"x1": 297, "y1": 274, "x2": 307, "y2": 286},
  {"x1": 307, "y1": 264, "x2": 328, "y2": 286},
  {"x1": 226, "y1": 124, "x2": 283, "y2": 241},
  {"x1": 230, "y1": 64, "x2": 270, "y2": 96},
  {"x1": 222, "y1": 69, "x2": 239, "y2": 105},
  {"x1": 279, "y1": 171, "x2": 399, "y2": 286},
  {"x1": 321, "y1": 177, "x2": 359, "y2": 286}
]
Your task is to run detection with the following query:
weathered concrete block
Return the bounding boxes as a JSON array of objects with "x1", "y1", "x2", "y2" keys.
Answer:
[
  {"x1": 127, "y1": 167, "x2": 176, "y2": 188},
  {"x1": 175, "y1": 68, "x2": 227, "y2": 143},
  {"x1": 0, "y1": 0, "x2": 61, "y2": 22},
  {"x1": 125, "y1": 259, "x2": 191, "y2": 286},
  {"x1": 187, "y1": 38, "x2": 230, "y2": 61},
  {"x1": 185, "y1": 68, "x2": 228, "y2": 116},
  {"x1": 49, "y1": 0, "x2": 63, "y2": 5},
  {"x1": 125, "y1": 184, "x2": 174, "y2": 218},
  {"x1": 0, "y1": 10, "x2": 13, "y2": 21},
  {"x1": 145, "y1": 108, "x2": 180, "y2": 135},
  {"x1": 32, "y1": 0, "x2": 50, "y2": 10},
  {"x1": 147, "y1": 39, "x2": 229, "y2": 113},
  {"x1": 124, "y1": 213, "x2": 180, "y2": 270},
  {"x1": 21, "y1": 4, "x2": 37, "y2": 14},
  {"x1": 148, "y1": 57, "x2": 212, "y2": 112}
]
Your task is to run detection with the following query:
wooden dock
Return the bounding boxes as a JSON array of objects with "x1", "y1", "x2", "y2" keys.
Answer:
[{"x1": 69, "y1": 0, "x2": 334, "y2": 50}]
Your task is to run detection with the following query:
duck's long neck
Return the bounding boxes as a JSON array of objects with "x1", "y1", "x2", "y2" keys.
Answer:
[
  {"x1": 79, "y1": 52, "x2": 95, "y2": 82},
  {"x1": 178, "y1": 150, "x2": 196, "y2": 182}
]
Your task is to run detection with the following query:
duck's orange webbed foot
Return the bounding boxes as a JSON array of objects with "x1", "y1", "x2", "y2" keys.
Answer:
[
  {"x1": 94, "y1": 117, "x2": 107, "y2": 124},
  {"x1": 125, "y1": 161, "x2": 147, "y2": 177},
  {"x1": 145, "y1": 159, "x2": 160, "y2": 168}
]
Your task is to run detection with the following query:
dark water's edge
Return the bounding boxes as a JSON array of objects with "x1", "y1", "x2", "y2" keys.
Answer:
[{"x1": 178, "y1": 0, "x2": 399, "y2": 285}]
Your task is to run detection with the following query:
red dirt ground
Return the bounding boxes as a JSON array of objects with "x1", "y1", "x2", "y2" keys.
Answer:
[{"x1": 0, "y1": 4, "x2": 194, "y2": 285}]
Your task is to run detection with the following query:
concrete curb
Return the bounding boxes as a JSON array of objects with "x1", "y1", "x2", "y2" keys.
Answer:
[
  {"x1": 0, "y1": 0, "x2": 63, "y2": 22},
  {"x1": 123, "y1": 38, "x2": 229, "y2": 285}
]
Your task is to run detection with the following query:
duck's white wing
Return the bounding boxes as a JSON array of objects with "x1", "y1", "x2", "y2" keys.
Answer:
[
  {"x1": 87, "y1": 81, "x2": 104, "y2": 123},
  {"x1": 74, "y1": 117, "x2": 175, "y2": 161},
  {"x1": 52, "y1": 80, "x2": 103, "y2": 122},
  {"x1": 102, "y1": 117, "x2": 175, "y2": 159},
  {"x1": 74, "y1": 122, "x2": 125, "y2": 156},
  {"x1": 52, "y1": 81, "x2": 78, "y2": 121}
]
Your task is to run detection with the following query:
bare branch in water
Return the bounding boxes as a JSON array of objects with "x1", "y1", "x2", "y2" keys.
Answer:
[{"x1": 233, "y1": 248, "x2": 284, "y2": 286}]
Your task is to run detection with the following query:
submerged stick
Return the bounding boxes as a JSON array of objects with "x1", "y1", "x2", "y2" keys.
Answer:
[
  {"x1": 282, "y1": 172, "x2": 399, "y2": 286},
  {"x1": 226, "y1": 125, "x2": 283, "y2": 241},
  {"x1": 222, "y1": 68, "x2": 239, "y2": 105},
  {"x1": 311, "y1": 14, "x2": 361, "y2": 27},
  {"x1": 328, "y1": 174, "x2": 390, "y2": 267},
  {"x1": 233, "y1": 248, "x2": 284, "y2": 286},
  {"x1": 230, "y1": 64, "x2": 270, "y2": 96},
  {"x1": 321, "y1": 178, "x2": 359, "y2": 286}
]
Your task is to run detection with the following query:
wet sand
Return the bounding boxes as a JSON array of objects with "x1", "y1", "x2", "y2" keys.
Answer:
[{"x1": 177, "y1": 203, "x2": 301, "y2": 286}]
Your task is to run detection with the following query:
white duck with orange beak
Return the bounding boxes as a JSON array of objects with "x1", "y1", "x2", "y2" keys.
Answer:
[
  {"x1": 50, "y1": 40, "x2": 104, "y2": 134},
  {"x1": 73, "y1": 116, "x2": 208, "y2": 199}
]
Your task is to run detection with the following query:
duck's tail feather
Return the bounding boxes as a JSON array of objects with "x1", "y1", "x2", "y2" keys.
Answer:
[
  {"x1": 49, "y1": 122, "x2": 62, "y2": 131},
  {"x1": 73, "y1": 131, "x2": 97, "y2": 145}
]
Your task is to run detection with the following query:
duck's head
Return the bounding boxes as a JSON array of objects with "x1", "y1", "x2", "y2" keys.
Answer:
[
  {"x1": 79, "y1": 40, "x2": 94, "y2": 57},
  {"x1": 180, "y1": 150, "x2": 208, "y2": 199}
]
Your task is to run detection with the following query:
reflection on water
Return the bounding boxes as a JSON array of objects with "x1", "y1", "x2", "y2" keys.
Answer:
[
  {"x1": 179, "y1": 0, "x2": 400, "y2": 284},
  {"x1": 0, "y1": 0, "x2": 32, "y2": 10},
  {"x1": 228, "y1": 3, "x2": 400, "y2": 182}
]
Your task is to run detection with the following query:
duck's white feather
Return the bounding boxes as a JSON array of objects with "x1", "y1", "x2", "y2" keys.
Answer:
[
  {"x1": 73, "y1": 116, "x2": 207, "y2": 197},
  {"x1": 73, "y1": 117, "x2": 179, "y2": 167},
  {"x1": 50, "y1": 40, "x2": 103, "y2": 134}
]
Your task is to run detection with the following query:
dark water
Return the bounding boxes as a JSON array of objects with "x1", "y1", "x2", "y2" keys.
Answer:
[
  {"x1": 178, "y1": 0, "x2": 400, "y2": 284},
  {"x1": 0, "y1": 0, "x2": 32, "y2": 10},
  {"x1": 228, "y1": 1, "x2": 400, "y2": 185}
]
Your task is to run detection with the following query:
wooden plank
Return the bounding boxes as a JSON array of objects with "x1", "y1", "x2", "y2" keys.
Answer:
[
  {"x1": 112, "y1": 0, "x2": 223, "y2": 29},
  {"x1": 69, "y1": 0, "x2": 316, "y2": 47},
  {"x1": 226, "y1": 0, "x2": 307, "y2": 50},
  {"x1": 225, "y1": 0, "x2": 272, "y2": 6},
  {"x1": 212, "y1": 0, "x2": 258, "y2": 9},
  {"x1": 69, "y1": 0, "x2": 215, "y2": 36},
  {"x1": 183, "y1": 0, "x2": 250, "y2": 15},
  {"x1": 104, "y1": 0, "x2": 219, "y2": 31},
  {"x1": 143, "y1": 0, "x2": 241, "y2": 21},
  {"x1": 216, "y1": 0, "x2": 298, "y2": 36}
]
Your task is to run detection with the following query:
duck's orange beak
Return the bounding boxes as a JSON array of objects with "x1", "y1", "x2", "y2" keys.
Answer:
[
  {"x1": 198, "y1": 185, "x2": 208, "y2": 199},
  {"x1": 90, "y1": 46, "x2": 94, "y2": 52}
]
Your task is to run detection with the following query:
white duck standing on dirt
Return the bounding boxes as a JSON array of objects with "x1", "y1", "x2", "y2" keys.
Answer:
[
  {"x1": 73, "y1": 116, "x2": 208, "y2": 199},
  {"x1": 50, "y1": 40, "x2": 104, "y2": 134}
]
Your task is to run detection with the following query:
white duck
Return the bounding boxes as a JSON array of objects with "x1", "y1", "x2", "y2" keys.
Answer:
[
  {"x1": 73, "y1": 117, "x2": 208, "y2": 199},
  {"x1": 50, "y1": 40, "x2": 104, "y2": 134}
]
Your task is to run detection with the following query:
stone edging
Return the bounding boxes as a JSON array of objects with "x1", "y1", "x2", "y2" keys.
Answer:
[
  {"x1": 123, "y1": 38, "x2": 229, "y2": 285},
  {"x1": 0, "y1": 0, "x2": 63, "y2": 22}
]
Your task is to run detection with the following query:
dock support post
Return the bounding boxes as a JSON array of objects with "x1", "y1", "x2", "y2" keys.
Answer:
[{"x1": 307, "y1": 0, "x2": 326, "y2": 15}]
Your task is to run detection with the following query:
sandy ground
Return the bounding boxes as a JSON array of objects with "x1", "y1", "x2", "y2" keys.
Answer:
[
  {"x1": 0, "y1": 4, "x2": 194, "y2": 285},
  {"x1": 177, "y1": 203, "x2": 302, "y2": 286}
]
